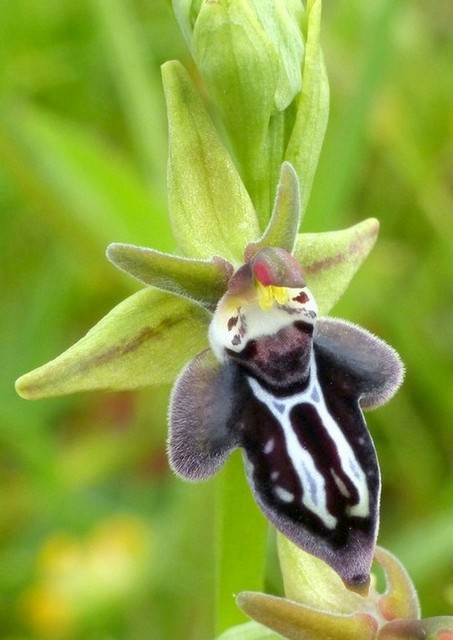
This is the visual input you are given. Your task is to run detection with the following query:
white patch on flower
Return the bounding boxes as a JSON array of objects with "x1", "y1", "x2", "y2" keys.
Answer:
[
  {"x1": 274, "y1": 486, "x2": 295, "y2": 503},
  {"x1": 209, "y1": 285, "x2": 317, "y2": 360},
  {"x1": 246, "y1": 352, "x2": 370, "y2": 528}
]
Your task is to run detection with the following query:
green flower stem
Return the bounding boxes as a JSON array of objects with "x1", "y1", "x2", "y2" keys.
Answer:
[{"x1": 216, "y1": 451, "x2": 268, "y2": 635}]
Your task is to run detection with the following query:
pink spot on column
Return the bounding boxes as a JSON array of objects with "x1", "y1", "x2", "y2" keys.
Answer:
[{"x1": 253, "y1": 260, "x2": 273, "y2": 286}]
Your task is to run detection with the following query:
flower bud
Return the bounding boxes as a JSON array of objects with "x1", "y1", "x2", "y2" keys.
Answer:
[{"x1": 172, "y1": 0, "x2": 316, "y2": 226}]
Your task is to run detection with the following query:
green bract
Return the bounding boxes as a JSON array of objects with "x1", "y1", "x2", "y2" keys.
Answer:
[{"x1": 162, "y1": 60, "x2": 260, "y2": 263}]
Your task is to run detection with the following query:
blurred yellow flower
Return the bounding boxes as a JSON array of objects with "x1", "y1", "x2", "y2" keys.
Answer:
[{"x1": 20, "y1": 515, "x2": 152, "y2": 637}]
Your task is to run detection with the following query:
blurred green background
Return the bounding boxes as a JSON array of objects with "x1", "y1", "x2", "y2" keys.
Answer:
[{"x1": 1, "y1": 0, "x2": 451, "y2": 638}]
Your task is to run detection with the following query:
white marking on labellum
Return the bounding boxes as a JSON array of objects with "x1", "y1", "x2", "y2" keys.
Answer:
[
  {"x1": 274, "y1": 486, "x2": 295, "y2": 503},
  {"x1": 263, "y1": 439, "x2": 275, "y2": 454},
  {"x1": 208, "y1": 285, "x2": 317, "y2": 360},
  {"x1": 272, "y1": 400, "x2": 285, "y2": 414},
  {"x1": 247, "y1": 375, "x2": 337, "y2": 530},
  {"x1": 331, "y1": 468, "x2": 350, "y2": 498},
  {"x1": 271, "y1": 471, "x2": 279, "y2": 481},
  {"x1": 310, "y1": 387, "x2": 320, "y2": 402},
  {"x1": 247, "y1": 351, "x2": 370, "y2": 528}
]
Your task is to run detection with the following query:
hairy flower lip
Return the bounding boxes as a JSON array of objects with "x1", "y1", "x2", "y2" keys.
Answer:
[{"x1": 172, "y1": 233, "x2": 404, "y2": 584}]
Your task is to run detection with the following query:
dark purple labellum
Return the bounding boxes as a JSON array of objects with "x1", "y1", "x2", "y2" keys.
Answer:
[{"x1": 168, "y1": 261, "x2": 403, "y2": 587}]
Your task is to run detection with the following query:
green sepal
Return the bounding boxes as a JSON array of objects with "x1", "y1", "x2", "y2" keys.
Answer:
[
  {"x1": 162, "y1": 60, "x2": 259, "y2": 264},
  {"x1": 244, "y1": 162, "x2": 301, "y2": 261},
  {"x1": 277, "y1": 535, "x2": 364, "y2": 615},
  {"x1": 285, "y1": 0, "x2": 329, "y2": 216},
  {"x1": 106, "y1": 243, "x2": 233, "y2": 311},
  {"x1": 15, "y1": 289, "x2": 209, "y2": 399},
  {"x1": 374, "y1": 547, "x2": 420, "y2": 621},
  {"x1": 1, "y1": 104, "x2": 172, "y2": 252},
  {"x1": 237, "y1": 591, "x2": 378, "y2": 640},
  {"x1": 294, "y1": 218, "x2": 379, "y2": 315},
  {"x1": 214, "y1": 621, "x2": 281, "y2": 640}
]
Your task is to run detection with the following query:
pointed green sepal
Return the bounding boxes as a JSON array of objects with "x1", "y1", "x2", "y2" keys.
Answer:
[
  {"x1": 215, "y1": 621, "x2": 281, "y2": 640},
  {"x1": 294, "y1": 218, "x2": 379, "y2": 315},
  {"x1": 285, "y1": 0, "x2": 329, "y2": 215},
  {"x1": 162, "y1": 60, "x2": 260, "y2": 264},
  {"x1": 374, "y1": 546, "x2": 420, "y2": 622},
  {"x1": 277, "y1": 535, "x2": 364, "y2": 615},
  {"x1": 15, "y1": 289, "x2": 209, "y2": 399},
  {"x1": 106, "y1": 243, "x2": 233, "y2": 310},
  {"x1": 237, "y1": 591, "x2": 378, "y2": 640},
  {"x1": 244, "y1": 162, "x2": 301, "y2": 261}
]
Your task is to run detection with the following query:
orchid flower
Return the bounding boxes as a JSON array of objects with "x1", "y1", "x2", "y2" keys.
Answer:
[
  {"x1": 16, "y1": 150, "x2": 401, "y2": 589},
  {"x1": 16, "y1": 0, "x2": 406, "y2": 606}
]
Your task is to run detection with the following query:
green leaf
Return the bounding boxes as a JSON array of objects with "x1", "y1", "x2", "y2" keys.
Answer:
[
  {"x1": 1, "y1": 104, "x2": 172, "y2": 251},
  {"x1": 215, "y1": 621, "x2": 282, "y2": 640},
  {"x1": 237, "y1": 591, "x2": 378, "y2": 640},
  {"x1": 245, "y1": 162, "x2": 301, "y2": 261},
  {"x1": 306, "y1": 0, "x2": 405, "y2": 228},
  {"x1": 107, "y1": 243, "x2": 233, "y2": 310},
  {"x1": 16, "y1": 289, "x2": 209, "y2": 399},
  {"x1": 162, "y1": 60, "x2": 260, "y2": 263},
  {"x1": 277, "y1": 535, "x2": 364, "y2": 615},
  {"x1": 285, "y1": 0, "x2": 329, "y2": 217},
  {"x1": 91, "y1": 0, "x2": 167, "y2": 188},
  {"x1": 294, "y1": 218, "x2": 379, "y2": 315}
]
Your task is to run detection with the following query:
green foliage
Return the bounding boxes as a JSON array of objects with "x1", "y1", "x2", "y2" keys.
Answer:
[{"x1": 1, "y1": 0, "x2": 451, "y2": 639}]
